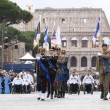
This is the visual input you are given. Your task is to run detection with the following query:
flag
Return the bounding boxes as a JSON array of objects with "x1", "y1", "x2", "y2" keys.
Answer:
[
  {"x1": 43, "y1": 26, "x2": 49, "y2": 51},
  {"x1": 92, "y1": 16, "x2": 100, "y2": 47},
  {"x1": 56, "y1": 25, "x2": 61, "y2": 48},
  {"x1": 51, "y1": 21, "x2": 57, "y2": 47},
  {"x1": 33, "y1": 16, "x2": 41, "y2": 48}
]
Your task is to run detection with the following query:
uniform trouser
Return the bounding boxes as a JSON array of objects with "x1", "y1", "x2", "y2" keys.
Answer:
[
  {"x1": 62, "y1": 80, "x2": 67, "y2": 93},
  {"x1": 27, "y1": 85, "x2": 31, "y2": 93},
  {"x1": 47, "y1": 74, "x2": 56, "y2": 95},
  {"x1": 24, "y1": 85, "x2": 31, "y2": 93},
  {"x1": 99, "y1": 73, "x2": 110, "y2": 94},
  {"x1": 70, "y1": 83, "x2": 78, "y2": 92},
  {"x1": 37, "y1": 74, "x2": 47, "y2": 93},
  {"x1": 85, "y1": 84, "x2": 92, "y2": 93},
  {"x1": 62, "y1": 74, "x2": 69, "y2": 93},
  {"x1": 15, "y1": 85, "x2": 22, "y2": 93},
  {"x1": 56, "y1": 75, "x2": 62, "y2": 92}
]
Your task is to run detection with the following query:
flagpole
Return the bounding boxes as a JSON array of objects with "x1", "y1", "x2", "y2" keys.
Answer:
[
  {"x1": 99, "y1": 13, "x2": 101, "y2": 52},
  {"x1": 34, "y1": 15, "x2": 41, "y2": 74},
  {"x1": 37, "y1": 15, "x2": 42, "y2": 55}
]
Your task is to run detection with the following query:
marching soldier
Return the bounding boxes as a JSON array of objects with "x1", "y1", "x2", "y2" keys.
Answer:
[
  {"x1": 47, "y1": 48, "x2": 58, "y2": 99},
  {"x1": 60, "y1": 50, "x2": 69, "y2": 98},
  {"x1": 56, "y1": 49, "x2": 69, "y2": 98},
  {"x1": 54, "y1": 47, "x2": 61, "y2": 98},
  {"x1": 36, "y1": 48, "x2": 49, "y2": 101},
  {"x1": 96, "y1": 44, "x2": 110, "y2": 100}
]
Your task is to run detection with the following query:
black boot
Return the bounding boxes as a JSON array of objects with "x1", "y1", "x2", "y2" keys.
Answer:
[
  {"x1": 103, "y1": 93, "x2": 108, "y2": 100},
  {"x1": 54, "y1": 91, "x2": 57, "y2": 98},
  {"x1": 62, "y1": 92, "x2": 65, "y2": 98},
  {"x1": 100, "y1": 92, "x2": 104, "y2": 99},
  {"x1": 51, "y1": 94, "x2": 53, "y2": 99},
  {"x1": 57, "y1": 91, "x2": 61, "y2": 98},
  {"x1": 47, "y1": 93, "x2": 50, "y2": 98}
]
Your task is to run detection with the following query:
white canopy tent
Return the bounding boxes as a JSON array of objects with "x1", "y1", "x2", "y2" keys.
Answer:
[
  {"x1": 25, "y1": 61, "x2": 33, "y2": 64},
  {"x1": 20, "y1": 53, "x2": 35, "y2": 61}
]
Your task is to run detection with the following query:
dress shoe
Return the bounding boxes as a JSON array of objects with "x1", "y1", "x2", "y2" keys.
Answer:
[
  {"x1": 37, "y1": 97, "x2": 40, "y2": 100},
  {"x1": 41, "y1": 99, "x2": 45, "y2": 101},
  {"x1": 103, "y1": 94, "x2": 108, "y2": 100}
]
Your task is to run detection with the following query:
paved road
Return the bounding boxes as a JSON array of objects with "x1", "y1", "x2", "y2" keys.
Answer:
[{"x1": 0, "y1": 92, "x2": 110, "y2": 110}]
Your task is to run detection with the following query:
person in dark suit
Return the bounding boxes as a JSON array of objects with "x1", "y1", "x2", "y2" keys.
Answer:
[
  {"x1": 47, "y1": 48, "x2": 58, "y2": 99},
  {"x1": 36, "y1": 48, "x2": 49, "y2": 101}
]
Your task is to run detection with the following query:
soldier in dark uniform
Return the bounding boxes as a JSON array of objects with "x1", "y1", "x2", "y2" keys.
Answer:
[
  {"x1": 60, "y1": 50, "x2": 69, "y2": 98},
  {"x1": 54, "y1": 47, "x2": 61, "y2": 98},
  {"x1": 47, "y1": 48, "x2": 58, "y2": 99},
  {"x1": 36, "y1": 48, "x2": 49, "y2": 101}
]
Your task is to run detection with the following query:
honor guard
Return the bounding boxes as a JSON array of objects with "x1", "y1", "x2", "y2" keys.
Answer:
[
  {"x1": 60, "y1": 50, "x2": 69, "y2": 98},
  {"x1": 36, "y1": 48, "x2": 49, "y2": 101},
  {"x1": 96, "y1": 44, "x2": 110, "y2": 100},
  {"x1": 56, "y1": 50, "x2": 65, "y2": 98},
  {"x1": 47, "y1": 48, "x2": 58, "y2": 99},
  {"x1": 54, "y1": 47, "x2": 61, "y2": 98}
]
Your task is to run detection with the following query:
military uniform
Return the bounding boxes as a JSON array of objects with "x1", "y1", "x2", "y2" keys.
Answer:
[
  {"x1": 36, "y1": 49, "x2": 49, "y2": 101},
  {"x1": 96, "y1": 51, "x2": 110, "y2": 100},
  {"x1": 61, "y1": 51, "x2": 69, "y2": 97},
  {"x1": 47, "y1": 54, "x2": 58, "y2": 99},
  {"x1": 56, "y1": 50, "x2": 69, "y2": 98}
]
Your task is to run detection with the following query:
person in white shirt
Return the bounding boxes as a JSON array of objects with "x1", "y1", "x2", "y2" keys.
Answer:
[
  {"x1": 67, "y1": 72, "x2": 80, "y2": 94},
  {"x1": 73, "y1": 69, "x2": 80, "y2": 78},
  {"x1": 12, "y1": 74, "x2": 23, "y2": 94},
  {"x1": 83, "y1": 70, "x2": 94, "y2": 93},
  {"x1": 19, "y1": 70, "x2": 27, "y2": 79},
  {"x1": 25, "y1": 71, "x2": 34, "y2": 93}
]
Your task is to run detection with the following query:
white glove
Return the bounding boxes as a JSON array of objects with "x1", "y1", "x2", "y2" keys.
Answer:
[
  {"x1": 36, "y1": 57, "x2": 40, "y2": 60},
  {"x1": 97, "y1": 52, "x2": 102, "y2": 56}
]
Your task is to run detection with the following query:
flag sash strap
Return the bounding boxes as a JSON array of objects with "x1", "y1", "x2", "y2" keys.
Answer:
[
  {"x1": 55, "y1": 65, "x2": 64, "y2": 83},
  {"x1": 37, "y1": 59, "x2": 52, "y2": 88},
  {"x1": 102, "y1": 58, "x2": 110, "y2": 74},
  {"x1": 48, "y1": 61, "x2": 56, "y2": 72}
]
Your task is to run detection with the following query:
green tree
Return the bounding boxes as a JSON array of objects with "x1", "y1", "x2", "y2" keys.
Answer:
[
  {"x1": 0, "y1": 0, "x2": 33, "y2": 26},
  {"x1": 0, "y1": 24, "x2": 35, "y2": 51},
  {"x1": 0, "y1": 24, "x2": 51, "y2": 57},
  {"x1": 19, "y1": 31, "x2": 35, "y2": 51}
]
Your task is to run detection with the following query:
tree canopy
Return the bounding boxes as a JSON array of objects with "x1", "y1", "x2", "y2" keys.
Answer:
[{"x1": 0, "y1": 0, "x2": 33, "y2": 26}]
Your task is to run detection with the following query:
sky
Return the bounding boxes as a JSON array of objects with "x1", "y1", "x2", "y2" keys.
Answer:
[{"x1": 9, "y1": 0, "x2": 110, "y2": 24}]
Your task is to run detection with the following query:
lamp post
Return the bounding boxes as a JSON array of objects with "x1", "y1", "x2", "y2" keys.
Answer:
[
  {"x1": 6, "y1": 35, "x2": 18, "y2": 71},
  {"x1": 1, "y1": 33, "x2": 18, "y2": 71},
  {"x1": 11, "y1": 35, "x2": 18, "y2": 71},
  {"x1": 1, "y1": 27, "x2": 7, "y2": 69}
]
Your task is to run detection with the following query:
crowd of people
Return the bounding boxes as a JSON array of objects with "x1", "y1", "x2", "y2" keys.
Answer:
[{"x1": 0, "y1": 70, "x2": 35, "y2": 94}]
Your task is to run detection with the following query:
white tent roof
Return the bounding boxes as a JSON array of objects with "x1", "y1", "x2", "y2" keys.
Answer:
[
  {"x1": 20, "y1": 53, "x2": 35, "y2": 61},
  {"x1": 25, "y1": 61, "x2": 33, "y2": 64}
]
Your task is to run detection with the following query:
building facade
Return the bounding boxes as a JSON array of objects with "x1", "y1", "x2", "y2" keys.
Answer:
[
  {"x1": 0, "y1": 42, "x2": 25, "y2": 67},
  {"x1": 12, "y1": 8, "x2": 110, "y2": 73}
]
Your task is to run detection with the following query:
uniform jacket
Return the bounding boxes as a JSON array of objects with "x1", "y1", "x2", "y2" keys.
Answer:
[
  {"x1": 96, "y1": 51, "x2": 110, "y2": 74},
  {"x1": 37, "y1": 55, "x2": 49, "y2": 75}
]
